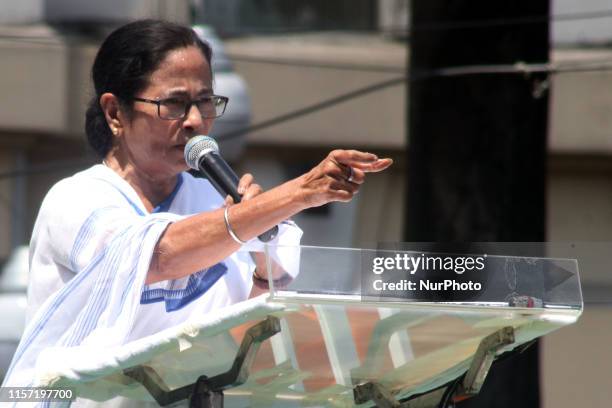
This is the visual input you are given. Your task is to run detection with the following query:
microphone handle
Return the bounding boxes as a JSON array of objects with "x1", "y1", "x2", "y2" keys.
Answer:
[
  {"x1": 200, "y1": 152, "x2": 242, "y2": 203},
  {"x1": 198, "y1": 152, "x2": 279, "y2": 243}
]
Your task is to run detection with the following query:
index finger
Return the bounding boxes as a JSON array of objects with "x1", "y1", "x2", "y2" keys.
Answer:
[
  {"x1": 329, "y1": 149, "x2": 378, "y2": 165},
  {"x1": 329, "y1": 150, "x2": 392, "y2": 172}
]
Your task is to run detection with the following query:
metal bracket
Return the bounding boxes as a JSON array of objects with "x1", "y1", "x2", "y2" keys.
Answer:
[
  {"x1": 354, "y1": 382, "x2": 401, "y2": 408},
  {"x1": 354, "y1": 382, "x2": 447, "y2": 408},
  {"x1": 124, "y1": 316, "x2": 281, "y2": 408},
  {"x1": 455, "y1": 326, "x2": 515, "y2": 398},
  {"x1": 353, "y1": 326, "x2": 515, "y2": 408}
]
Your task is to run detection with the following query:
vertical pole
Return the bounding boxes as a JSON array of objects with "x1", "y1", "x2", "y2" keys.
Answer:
[{"x1": 405, "y1": 2, "x2": 549, "y2": 407}]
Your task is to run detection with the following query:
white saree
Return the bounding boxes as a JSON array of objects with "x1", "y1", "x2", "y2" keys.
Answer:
[{"x1": 1, "y1": 164, "x2": 302, "y2": 407}]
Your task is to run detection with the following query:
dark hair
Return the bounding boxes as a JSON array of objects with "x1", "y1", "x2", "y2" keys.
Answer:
[{"x1": 85, "y1": 19, "x2": 213, "y2": 158}]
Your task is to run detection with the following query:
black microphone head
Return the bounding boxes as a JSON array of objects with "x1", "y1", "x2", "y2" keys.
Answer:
[{"x1": 184, "y1": 135, "x2": 219, "y2": 170}]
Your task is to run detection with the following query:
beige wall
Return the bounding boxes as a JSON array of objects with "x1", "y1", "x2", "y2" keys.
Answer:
[
  {"x1": 0, "y1": 26, "x2": 97, "y2": 139},
  {"x1": 227, "y1": 34, "x2": 406, "y2": 149},
  {"x1": 548, "y1": 168, "x2": 612, "y2": 242},
  {"x1": 542, "y1": 158, "x2": 612, "y2": 408},
  {"x1": 550, "y1": 50, "x2": 612, "y2": 154},
  {"x1": 542, "y1": 307, "x2": 611, "y2": 408},
  {"x1": 0, "y1": 36, "x2": 68, "y2": 134}
]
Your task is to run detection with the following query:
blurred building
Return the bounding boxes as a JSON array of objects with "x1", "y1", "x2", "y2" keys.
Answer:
[
  {"x1": 0, "y1": 0, "x2": 192, "y2": 261},
  {"x1": 0, "y1": 1, "x2": 611, "y2": 407}
]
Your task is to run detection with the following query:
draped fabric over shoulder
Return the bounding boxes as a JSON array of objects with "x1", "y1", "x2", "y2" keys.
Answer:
[{"x1": 2, "y1": 165, "x2": 302, "y2": 395}]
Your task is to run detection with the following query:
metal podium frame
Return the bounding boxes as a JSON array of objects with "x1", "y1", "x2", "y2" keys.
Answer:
[
  {"x1": 123, "y1": 320, "x2": 516, "y2": 408},
  {"x1": 124, "y1": 317, "x2": 282, "y2": 408}
]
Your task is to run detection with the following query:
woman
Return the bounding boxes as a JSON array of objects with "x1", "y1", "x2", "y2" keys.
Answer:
[{"x1": 2, "y1": 19, "x2": 392, "y2": 400}]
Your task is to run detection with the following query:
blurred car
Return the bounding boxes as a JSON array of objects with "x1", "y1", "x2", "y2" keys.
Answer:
[
  {"x1": 193, "y1": 25, "x2": 251, "y2": 163},
  {"x1": 0, "y1": 246, "x2": 28, "y2": 382}
]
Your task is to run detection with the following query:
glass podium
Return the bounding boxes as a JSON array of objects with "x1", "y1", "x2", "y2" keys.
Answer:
[{"x1": 36, "y1": 245, "x2": 582, "y2": 407}]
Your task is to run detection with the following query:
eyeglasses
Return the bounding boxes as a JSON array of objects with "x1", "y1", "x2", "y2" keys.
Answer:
[{"x1": 132, "y1": 95, "x2": 229, "y2": 120}]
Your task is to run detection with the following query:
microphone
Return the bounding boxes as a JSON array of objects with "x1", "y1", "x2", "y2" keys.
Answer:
[{"x1": 184, "y1": 135, "x2": 278, "y2": 243}]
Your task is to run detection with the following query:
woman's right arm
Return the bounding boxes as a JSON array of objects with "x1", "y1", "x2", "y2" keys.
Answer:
[{"x1": 146, "y1": 149, "x2": 392, "y2": 284}]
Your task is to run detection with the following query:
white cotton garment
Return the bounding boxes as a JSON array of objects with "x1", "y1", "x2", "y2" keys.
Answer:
[{"x1": 1, "y1": 164, "x2": 302, "y2": 407}]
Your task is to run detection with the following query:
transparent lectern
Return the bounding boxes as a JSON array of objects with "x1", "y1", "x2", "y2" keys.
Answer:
[{"x1": 38, "y1": 245, "x2": 582, "y2": 407}]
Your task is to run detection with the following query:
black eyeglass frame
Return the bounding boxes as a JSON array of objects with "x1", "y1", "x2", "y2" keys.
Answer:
[{"x1": 132, "y1": 95, "x2": 229, "y2": 120}]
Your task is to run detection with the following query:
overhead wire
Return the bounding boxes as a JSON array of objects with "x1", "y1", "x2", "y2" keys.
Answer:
[
  {"x1": 226, "y1": 53, "x2": 612, "y2": 76},
  {"x1": 217, "y1": 59, "x2": 612, "y2": 141},
  {"x1": 2, "y1": 58, "x2": 612, "y2": 180},
  {"x1": 1, "y1": 7, "x2": 612, "y2": 178}
]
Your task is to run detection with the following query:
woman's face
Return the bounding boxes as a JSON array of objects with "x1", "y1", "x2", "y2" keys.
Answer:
[{"x1": 118, "y1": 45, "x2": 214, "y2": 179}]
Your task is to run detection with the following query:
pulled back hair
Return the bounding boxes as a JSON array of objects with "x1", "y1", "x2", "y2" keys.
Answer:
[{"x1": 85, "y1": 19, "x2": 213, "y2": 158}]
